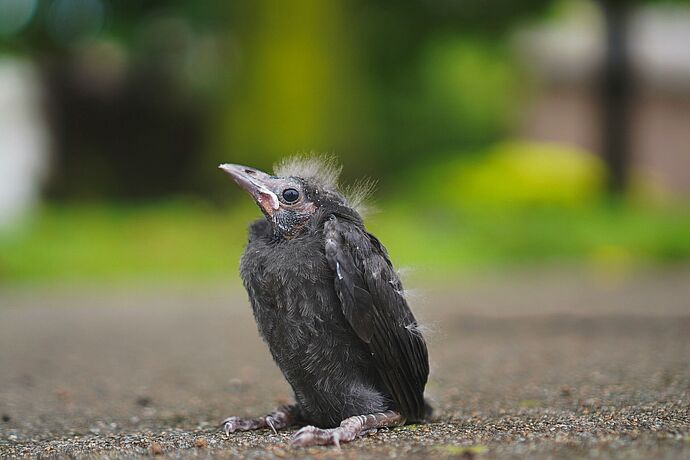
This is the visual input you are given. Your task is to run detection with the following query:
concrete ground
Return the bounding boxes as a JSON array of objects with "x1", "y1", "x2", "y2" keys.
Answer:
[{"x1": 0, "y1": 269, "x2": 689, "y2": 459}]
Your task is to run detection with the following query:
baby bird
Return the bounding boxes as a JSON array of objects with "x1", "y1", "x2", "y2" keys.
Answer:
[{"x1": 219, "y1": 157, "x2": 429, "y2": 447}]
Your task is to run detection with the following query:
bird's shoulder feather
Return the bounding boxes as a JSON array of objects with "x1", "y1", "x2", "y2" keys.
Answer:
[{"x1": 323, "y1": 215, "x2": 429, "y2": 421}]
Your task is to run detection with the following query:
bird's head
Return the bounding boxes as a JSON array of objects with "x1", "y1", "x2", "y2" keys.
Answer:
[{"x1": 220, "y1": 157, "x2": 367, "y2": 239}]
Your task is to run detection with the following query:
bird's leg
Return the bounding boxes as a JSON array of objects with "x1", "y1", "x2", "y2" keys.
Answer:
[
  {"x1": 222, "y1": 404, "x2": 299, "y2": 435},
  {"x1": 291, "y1": 410, "x2": 404, "y2": 447}
]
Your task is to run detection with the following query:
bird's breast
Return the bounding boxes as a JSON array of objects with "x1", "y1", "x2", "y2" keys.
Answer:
[
  {"x1": 238, "y1": 235, "x2": 382, "y2": 414},
  {"x1": 240, "y1": 236, "x2": 339, "y2": 343}
]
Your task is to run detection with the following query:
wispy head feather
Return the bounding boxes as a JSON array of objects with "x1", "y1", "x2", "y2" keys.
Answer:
[
  {"x1": 274, "y1": 154, "x2": 375, "y2": 215},
  {"x1": 344, "y1": 177, "x2": 377, "y2": 217},
  {"x1": 274, "y1": 155, "x2": 342, "y2": 190}
]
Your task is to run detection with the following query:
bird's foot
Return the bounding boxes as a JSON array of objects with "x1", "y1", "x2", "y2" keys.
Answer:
[
  {"x1": 291, "y1": 426, "x2": 342, "y2": 447},
  {"x1": 290, "y1": 411, "x2": 404, "y2": 448},
  {"x1": 222, "y1": 416, "x2": 266, "y2": 435},
  {"x1": 222, "y1": 404, "x2": 299, "y2": 436}
]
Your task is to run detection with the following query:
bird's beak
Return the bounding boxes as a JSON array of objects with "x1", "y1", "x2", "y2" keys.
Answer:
[{"x1": 219, "y1": 163, "x2": 280, "y2": 216}]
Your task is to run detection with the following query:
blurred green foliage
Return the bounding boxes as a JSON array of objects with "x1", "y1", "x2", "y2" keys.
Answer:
[
  {"x1": 0, "y1": 0, "x2": 553, "y2": 194},
  {"x1": 1, "y1": 1, "x2": 689, "y2": 284},
  {"x1": 420, "y1": 39, "x2": 520, "y2": 146},
  {"x1": 1, "y1": 144, "x2": 688, "y2": 283},
  {"x1": 217, "y1": 0, "x2": 367, "y2": 172},
  {"x1": 428, "y1": 141, "x2": 606, "y2": 210}
]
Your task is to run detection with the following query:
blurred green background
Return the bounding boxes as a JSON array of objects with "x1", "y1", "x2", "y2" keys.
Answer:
[{"x1": 0, "y1": 0, "x2": 689, "y2": 285}]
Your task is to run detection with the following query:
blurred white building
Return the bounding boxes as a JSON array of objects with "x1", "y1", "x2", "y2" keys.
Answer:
[
  {"x1": 0, "y1": 58, "x2": 50, "y2": 229},
  {"x1": 515, "y1": 1, "x2": 690, "y2": 196}
]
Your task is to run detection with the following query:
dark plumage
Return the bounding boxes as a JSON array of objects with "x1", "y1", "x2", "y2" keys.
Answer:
[{"x1": 219, "y1": 157, "x2": 430, "y2": 446}]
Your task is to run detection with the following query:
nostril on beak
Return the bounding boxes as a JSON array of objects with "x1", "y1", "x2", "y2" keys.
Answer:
[{"x1": 245, "y1": 169, "x2": 256, "y2": 175}]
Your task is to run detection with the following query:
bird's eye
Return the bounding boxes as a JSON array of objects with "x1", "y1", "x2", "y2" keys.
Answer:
[{"x1": 281, "y1": 188, "x2": 300, "y2": 203}]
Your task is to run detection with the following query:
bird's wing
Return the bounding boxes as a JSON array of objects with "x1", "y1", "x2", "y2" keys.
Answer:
[{"x1": 324, "y1": 215, "x2": 429, "y2": 420}]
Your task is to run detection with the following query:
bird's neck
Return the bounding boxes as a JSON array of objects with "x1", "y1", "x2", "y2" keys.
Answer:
[{"x1": 267, "y1": 205, "x2": 364, "y2": 242}]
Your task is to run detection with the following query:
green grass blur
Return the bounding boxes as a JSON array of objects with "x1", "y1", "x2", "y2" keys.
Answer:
[
  {"x1": 1, "y1": 1, "x2": 689, "y2": 285},
  {"x1": 2, "y1": 142, "x2": 688, "y2": 284}
]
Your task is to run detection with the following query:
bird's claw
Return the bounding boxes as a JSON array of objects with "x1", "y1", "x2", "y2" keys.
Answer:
[
  {"x1": 222, "y1": 416, "x2": 242, "y2": 436},
  {"x1": 222, "y1": 414, "x2": 283, "y2": 436},
  {"x1": 266, "y1": 416, "x2": 278, "y2": 435},
  {"x1": 291, "y1": 425, "x2": 340, "y2": 448}
]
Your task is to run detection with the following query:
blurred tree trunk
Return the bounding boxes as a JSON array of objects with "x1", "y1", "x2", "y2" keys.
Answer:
[
  {"x1": 600, "y1": 0, "x2": 632, "y2": 196},
  {"x1": 214, "y1": 0, "x2": 366, "y2": 174}
]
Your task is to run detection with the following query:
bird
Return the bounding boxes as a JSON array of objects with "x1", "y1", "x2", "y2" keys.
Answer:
[{"x1": 218, "y1": 156, "x2": 430, "y2": 447}]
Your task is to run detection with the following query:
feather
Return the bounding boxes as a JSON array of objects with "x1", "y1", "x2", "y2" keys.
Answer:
[
  {"x1": 344, "y1": 177, "x2": 377, "y2": 217},
  {"x1": 274, "y1": 154, "x2": 342, "y2": 190},
  {"x1": 274, "y1": 154, "x2": 375, "y2": 216},
  {"x1": 323, "y1": 216, "x2": 430, "y2": 421}
]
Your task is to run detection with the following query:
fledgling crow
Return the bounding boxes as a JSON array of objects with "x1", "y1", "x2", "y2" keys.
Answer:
[{"x1": 219, "y1": 157, "x2": 430, "y2": 447}]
